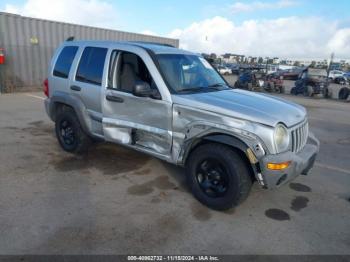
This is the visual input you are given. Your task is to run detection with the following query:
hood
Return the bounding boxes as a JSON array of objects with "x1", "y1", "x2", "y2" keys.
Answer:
[{"x1": 172, "y1": 89, "x2": 306, "y2": 127}]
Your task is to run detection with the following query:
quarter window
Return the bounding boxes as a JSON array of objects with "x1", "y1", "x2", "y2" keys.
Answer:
[
  {"x1": 76, "y1": 47, "x2": 108, "y2": 86},
  {"x1": 53, "y1": 46, "x2": 78, "y2": 78}
]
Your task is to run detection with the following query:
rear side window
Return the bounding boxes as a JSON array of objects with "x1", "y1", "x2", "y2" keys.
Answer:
[
  {"x1": 53, "y1": 46, "x2": 78, "y2": 78},
  {"x1": 76, "y1": 47, "x2": 108, "y2": 86}
]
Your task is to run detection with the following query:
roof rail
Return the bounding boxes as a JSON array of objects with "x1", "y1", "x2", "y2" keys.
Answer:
[
  {"x1": 128, "y1": 41, "x2": 175, "y2": 48},
  {"x1": 66, "y1": 36, "x2": 75, "y2": 41}
]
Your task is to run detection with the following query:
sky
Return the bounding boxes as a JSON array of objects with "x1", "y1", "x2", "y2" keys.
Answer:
[{"x1": 1, "y1": 0, "x2": 350, "y2": 60}]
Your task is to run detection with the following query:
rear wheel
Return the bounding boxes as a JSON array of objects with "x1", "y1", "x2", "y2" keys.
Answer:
[
  {"x1": 55, "y1": 106, "x2": 91, "y2": 154},
  {"x1": 186, "y1": 143, "x2": 252, "y2": 210}
]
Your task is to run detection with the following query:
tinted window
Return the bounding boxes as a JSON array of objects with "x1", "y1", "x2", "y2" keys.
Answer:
[
  {"x1": 76, "y1": 47, "x2": 108, "y2": 86},
  {"x1": 53, "y1": 46, "x2": 78, "y2": 78}
]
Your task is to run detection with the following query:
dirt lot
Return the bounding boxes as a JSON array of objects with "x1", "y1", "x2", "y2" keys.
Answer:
[{"x1": 0, "y1": 91, "x2": 349, "y2": 255}]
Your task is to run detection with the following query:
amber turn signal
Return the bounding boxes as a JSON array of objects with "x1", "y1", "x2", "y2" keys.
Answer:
[{"x1": 267, "y1": 161, "x2": 291, "y2": 170}]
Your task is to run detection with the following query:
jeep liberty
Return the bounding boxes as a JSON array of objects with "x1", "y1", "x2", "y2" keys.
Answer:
[{"x1": 44, "y1": 41, "x2": 320, "y2": 210}]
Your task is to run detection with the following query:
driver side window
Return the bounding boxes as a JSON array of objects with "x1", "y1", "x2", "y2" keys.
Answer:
[{"x1": 108, "y1": 50, "x2": 158, "y2": 93}]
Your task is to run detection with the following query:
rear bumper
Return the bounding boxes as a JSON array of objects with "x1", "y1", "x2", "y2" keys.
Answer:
[
  {"x1": 259, "y1": 132, "x2": 320, "y2": 189},
  {"x1": 44, "y1": 98, "x2": 53, "y2": 120}
]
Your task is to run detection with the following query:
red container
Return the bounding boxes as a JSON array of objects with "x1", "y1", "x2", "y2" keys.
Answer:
[{"x1": 0, "y1": 48, "x2": 4, "y2": 64}]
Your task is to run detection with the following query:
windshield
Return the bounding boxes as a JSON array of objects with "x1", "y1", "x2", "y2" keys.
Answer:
[{"x1": 156, "y1": 54, "x2": 229, "y2": 94}]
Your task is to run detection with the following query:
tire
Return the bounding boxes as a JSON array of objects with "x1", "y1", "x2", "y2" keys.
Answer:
[
  {"x1": 338, "y1": 87, "x2": 350, "y2": 100},
  {"x1": 266, "y1": 83, "x2": 272, "y2": 92},
  {"x1": 323, "y1": 87, "x2": 332, "y2": 98},
  {"x1": 290, "y1": 87, "x2": 297, "y2": 95},
  {"x1": 304, "y1": 85, "x2": 314, "y2": 97},
  {"x1": 279, "y1": 86, "x2": 285, "y2": 94},
  {"x1": 55, "y1": 106, "x2": 91, "y2": 154},
  {"x1": 186, "y1": 143, "x2": 253, "y2": 210}
]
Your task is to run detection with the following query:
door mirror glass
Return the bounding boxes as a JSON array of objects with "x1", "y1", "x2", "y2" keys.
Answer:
[{"x1": 133, "y1": 81, "x2": 152, "y2": 97}]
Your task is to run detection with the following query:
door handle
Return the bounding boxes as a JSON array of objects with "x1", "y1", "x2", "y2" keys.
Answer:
[
  {"x1": 70, "y1": 85, "x2": 81, "y2": 91},
  {"x1": 106, "y1": 95, "x2": 124, "y2": 103}
]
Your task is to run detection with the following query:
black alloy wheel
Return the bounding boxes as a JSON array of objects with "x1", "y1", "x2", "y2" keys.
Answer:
[
  {"x1": 196, "y1": 158, "x2": 230, "y2": 198},
  {"x1": 58, "y1": 119, "x2": 76, "y2": 149}
]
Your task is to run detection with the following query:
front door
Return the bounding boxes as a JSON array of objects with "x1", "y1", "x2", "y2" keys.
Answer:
[{"x1": 102, "y1": 49, "x2": 173, "y2": 158}]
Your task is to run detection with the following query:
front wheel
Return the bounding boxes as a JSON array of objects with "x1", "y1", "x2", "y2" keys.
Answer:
[{"x1": 186, "y1": 144, "x2": 253, "y2": 210}]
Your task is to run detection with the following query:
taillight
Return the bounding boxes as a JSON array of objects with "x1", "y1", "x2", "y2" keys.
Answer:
[{"x1": 43, "y1": 78, "x2": 49, "y2": 97}]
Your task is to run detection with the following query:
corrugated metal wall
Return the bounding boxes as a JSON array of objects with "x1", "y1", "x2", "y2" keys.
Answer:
[{"x1": 0, "y1": 12, "x2": 179, "y2": 92}]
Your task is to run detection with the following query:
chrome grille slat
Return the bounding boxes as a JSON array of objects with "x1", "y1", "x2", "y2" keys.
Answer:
[{"x1": 291, "y1": 120, "x2": 308, "y2": 153}]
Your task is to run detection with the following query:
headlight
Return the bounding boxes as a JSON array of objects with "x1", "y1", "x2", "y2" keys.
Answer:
[{"x1": 274, "y1": 124, "x2": 290, "y2": 153}]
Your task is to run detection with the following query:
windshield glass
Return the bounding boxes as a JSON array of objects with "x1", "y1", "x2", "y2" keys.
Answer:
[{"x1": 156, "y1": 54, "x2": 229, "y2": 94}]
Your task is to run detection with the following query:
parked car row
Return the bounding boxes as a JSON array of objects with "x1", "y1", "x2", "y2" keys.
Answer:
[{"x1": 233, "y1": 67, "x2": 349, "y2": 101}]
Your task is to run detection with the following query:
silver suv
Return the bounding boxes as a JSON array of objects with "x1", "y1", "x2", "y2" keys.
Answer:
[{"x1": 44, "y1": 41, "x2": 319, "y2": 210}]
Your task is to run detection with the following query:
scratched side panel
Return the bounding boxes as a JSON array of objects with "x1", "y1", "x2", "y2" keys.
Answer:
[{"x1": 171, "y1": 103, "x2": 274, "y2": 164}]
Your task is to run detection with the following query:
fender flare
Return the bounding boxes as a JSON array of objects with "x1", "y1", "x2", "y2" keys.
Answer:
[
  {"x1": 182, "y1": 133, "x2": 250, "y2": 165},
  {"x1": 203, "y1": 134, "x2": 249, "y2": 153},
  {"x1": 49, "y1": 91, "x2": 91, "y2": 135}
]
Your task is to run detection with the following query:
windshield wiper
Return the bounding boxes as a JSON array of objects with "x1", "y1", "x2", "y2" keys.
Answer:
[
  {"x1": 207, "y1": 83, "x2": 230, "y2": 90},
  {"x1": 177, "y1": 87, "x2": 204, "y2": 93},
  {"x1": 177, "y1": 83, "x2": 228, "y2": 94},
  {"x1": 208, "y1": 83, "x2": 226, "y2": 88}
]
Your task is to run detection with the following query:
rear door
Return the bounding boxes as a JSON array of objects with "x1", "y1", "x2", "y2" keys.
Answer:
[
  {"x1": 102, "y1": 49, "x2": 173, "y2": 159},
  {"x1": 71, "y1": 46, "x2": 108, "y2": 136}
]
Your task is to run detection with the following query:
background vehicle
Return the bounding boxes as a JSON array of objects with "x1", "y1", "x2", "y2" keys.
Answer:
[
  {"x1": 217, "y1": 65, "x2": 231, "y2": 75},
  {"x1": 228, "y1": 64, "x2": 240, "y2": 74},
  {"x1": 234, "y1": 69, "x2": 265, "y2": 91},
  {"x1": 280, "y1": 68, "x2": 303, "y2": 80},
  {"x1": 44, "y1": 41, "x2": 319, "y2": 211},
  {"x1": 344, "y1": 72, "x2": 350, "y2": 80},
  {"x1": 291, "y1": 68, "x2": 330, "y2": 98},
  {"x1": 265, "y1": 65, "x2": 278, "y2": 75},
  {"x1": 333, "y1": 76, "x2": 348, "y2": 85},
  {"x1": 328, "y1": 70, "x2": 345, "y2": 81},
  {"x1": 264, "y1": 73, "x2": 284, "y2": 93},
  {"x1": 234, "y1": 70, "x2": 253, "y2": 90}
]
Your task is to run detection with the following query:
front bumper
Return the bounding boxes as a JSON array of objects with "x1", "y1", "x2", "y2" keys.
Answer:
[{"x1": 259, "y1": 132, "x2": 320, "y2": 189}]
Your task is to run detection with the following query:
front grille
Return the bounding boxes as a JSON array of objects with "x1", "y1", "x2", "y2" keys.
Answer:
[{"x1": 291, "y1": 120, "x2": 308, "y2": 152}]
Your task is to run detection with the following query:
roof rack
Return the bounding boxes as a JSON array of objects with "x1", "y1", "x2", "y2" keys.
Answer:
[{"x1": 128, "y1": 41, "x2": 175, "y2": 48}]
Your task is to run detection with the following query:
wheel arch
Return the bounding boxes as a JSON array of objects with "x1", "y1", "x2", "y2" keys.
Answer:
[
  {"x1": 183, "y1": 133, "x2": 258, "y2": 182},
  {"x1": 49, "y1": 92, "x2": 91, "y2": 135}
]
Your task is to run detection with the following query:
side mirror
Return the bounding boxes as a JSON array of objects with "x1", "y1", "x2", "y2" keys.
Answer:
[
  {"x1": 133, "y1": 81, "x2": 152, "y2": 97},
  {"x1": 133, "y1": 81, "x2": 162, "y2": 99}
]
